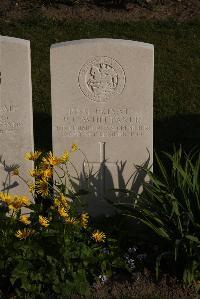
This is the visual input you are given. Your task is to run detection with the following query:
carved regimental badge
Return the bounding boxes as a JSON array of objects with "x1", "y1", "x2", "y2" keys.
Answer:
[{"x1": 78, "y1": 56, "x2": 126, "y2": 102}]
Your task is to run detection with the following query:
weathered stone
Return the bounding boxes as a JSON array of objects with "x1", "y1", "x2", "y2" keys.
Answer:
[
  {"x1": 51, "y1": 38, "x2": 153, "y2": 215},
  {"x1": 0, "y1": 36, "x2": 34, "y2": 196}
]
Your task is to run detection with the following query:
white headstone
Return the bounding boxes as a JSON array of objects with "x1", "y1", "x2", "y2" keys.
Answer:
[
  {"x1": 0, "y1": 36, "x2": 34, "y2": 196},
  {"x1": 51, "y1": 39, "x2": 153, "y2": 214}
]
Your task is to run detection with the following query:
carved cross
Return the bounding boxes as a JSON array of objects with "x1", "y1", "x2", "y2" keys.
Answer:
[{"x1": 85, "y1": 142, "x2": 118, "y2": 200}]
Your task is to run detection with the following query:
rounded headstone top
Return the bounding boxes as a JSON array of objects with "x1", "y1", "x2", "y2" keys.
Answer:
[
  {"x1": 51, "y1": 38, "x2": 154, "y2": 50},
  {"x1": 0, "y1": 35, "x2": 30, "y2": 46}
]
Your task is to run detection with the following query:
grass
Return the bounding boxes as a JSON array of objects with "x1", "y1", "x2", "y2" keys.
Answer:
[{"x1": 0, "y1": 16, "x2": 199, "y2": 152}]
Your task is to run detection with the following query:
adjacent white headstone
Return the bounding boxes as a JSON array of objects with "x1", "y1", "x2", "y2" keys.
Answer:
[
  {"x1": 51, "y1": 39, "x2": 153, "y2": 214},
  {"x1": 0, "y1": 36, "x2": 34, "y2": 196}
]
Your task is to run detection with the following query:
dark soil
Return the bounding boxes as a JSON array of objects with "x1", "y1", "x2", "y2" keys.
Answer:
[{"x1": 0, "y1": 0, "x2": 200, "y2": 22}]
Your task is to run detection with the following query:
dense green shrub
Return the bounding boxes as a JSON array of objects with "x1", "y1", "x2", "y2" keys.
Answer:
[
  {"x1": 1, "y1": 145, "x2": 199, "y2": 297},
  {"x1": 0, "y1": 146, "x2": 127, "y2": 298},
  {"x1": 114, "y1": 147, "x2": 200, "y2": 286}
]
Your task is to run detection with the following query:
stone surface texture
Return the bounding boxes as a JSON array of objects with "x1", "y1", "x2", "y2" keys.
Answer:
[
  {"x1": 0, "y1": 36, "x2": 33, "y2": 196},
  {"x1": 51, "y1": 39, "x2": 153, "y2": 214}
]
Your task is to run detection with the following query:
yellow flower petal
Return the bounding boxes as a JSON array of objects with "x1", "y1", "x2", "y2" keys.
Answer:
[
  {"x1": 71, "y1": 144, "x2": 78, "y2": 152},
  {"x1": 65, "y1": 216, "x2": 78, "y2": 225},
  {"x1": 0, "y1": 192, "x2": 12, "y2": 205},
  {"x1": 25, "y1": 151, "x2": 41, "y2": 161},
  {"x1": 80, "y1": 212, "x2": 89, "y2": 229},
  {"x1": 36, "y1": 180, "x2": 49, "y2": 197},
  {"x1": 60, "y1": 150, "x2": 70, "y2": 163},
  {"x1": 20, "y1": 215, "x2": 31, "y2": 225},
  {"x1": 15, "y1": 228, "x2": 35, "y2": 240},
  {"x1": 39, "y1": 215, "x2": 50, "y2": 228},
  {"x1": 42, "y1": 168, "x2": 53, "y2": 180},
  {"x1": 58, "y1": 206, "x2": 69, "y2": 218},
  {"x1": 28, "y1": 182, "x2": 35, "y2": 193},
  {"x1": 92, "y1": 230, "x2": 106, "y2": 243},
  {"x1": 42, "y1": 151, "x2": 60, "y2": 166},
  {"x1": 29, "y1": 168, "x2": 42, "y2": 178}
]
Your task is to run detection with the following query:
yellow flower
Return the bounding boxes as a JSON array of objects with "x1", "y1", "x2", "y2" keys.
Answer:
[
  {"x1": 36, "y1": 180, "x2": 49, "y2": 197},
  {"x1": 54, "y1": 194, "x2": 71, "y2": 210},
  {"x1": 20, "y1": 215, "x2": 31, "y2": 225},
  {"x1": 59, "y1": 193, "x2": 71, "y2": 209},
  {"x1": 71, "y1": 144, "x2": 78, "y2": 152},
  {"x1": 53, "y1": 198, "x2": 61, "y2": 207},
  {"x1": 39, "y1": 215, "x2": 49, "y2": 228},
  {"x1": 58, "y1": 206, "x2": 69, "y2": 218},
  {"x1": 0, "y1": 193, "x2": 30, "y2": 209},
  {"x1": 80, "y1": 212, "x2": 89, "y2": 229},
  {"x1": 25, "y1": 151, "x2": 41, "y2": 161},
  {"x1": 11, "y1": 168, "x2": 19, "y2": 176},
  {"x1": 60, "y1": 150, "x2": 70, "y2": 163},
  {"x1": 92, "y1": 230, "x2": 106, "y2": 243},
  {"x1": 20, "y1": 196, "x2": 31, "y2": 207},
  {"x1": 15, "y1": 228, "x2": 35, "y2": 240},
  {"x1": 29, "y1": 168, "x2": 42, "y2": 178},
  {"x1": 40, "y1": 162, "x2": 50, "y2": 171},
  {"x1": 0, "y1": 192, "x2": 12, "y2": 205},
  {"x1": 65, "y1": 216, "x2": 78, "y2": 225},
  {"x1": 41, "y1": 168, "x2": 53, "y2": 181},
  {"x1": 8, "y1": 196, "x2": 24, "y2": 211},
  {"x1": 42, "y1": 151, "x2": 60, "y2": 166},
  {"x1": 28, "y1": 182, "x2": 35, "y2": 193},
  {"x1": 0, "y1": 194, "x2": 30, "y2": 211}
]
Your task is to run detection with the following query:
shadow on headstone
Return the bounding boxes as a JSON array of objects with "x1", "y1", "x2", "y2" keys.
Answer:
[
  {"x1": 69, "y1": 153, "x2": 151, "y2": 216},
  {"x1": 33, "y1": 113, "x2": 199, "y2": 215},
  {"x1": 0, "y1": 155, "x2": 19, "y2": 192}
]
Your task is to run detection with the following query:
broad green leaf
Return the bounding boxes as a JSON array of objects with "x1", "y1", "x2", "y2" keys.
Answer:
[{"x1": 155, "y1": 152, "x2": 169, "y2": 185}]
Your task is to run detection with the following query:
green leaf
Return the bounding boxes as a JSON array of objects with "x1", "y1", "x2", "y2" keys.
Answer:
[
  {"x1": 185, "y1": 235, "x2": 200, "y2": 244},
  {"x1": 155, "y1": 152, "x2": 169, "y2": 185},
  {"x1": 123, "y1": 214, "x2": 171, "y2": 240}
]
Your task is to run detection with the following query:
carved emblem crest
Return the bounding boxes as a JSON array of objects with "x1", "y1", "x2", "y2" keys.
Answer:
[{"x1": 78, "y1": 56, "x2": 126, "y2": 102}]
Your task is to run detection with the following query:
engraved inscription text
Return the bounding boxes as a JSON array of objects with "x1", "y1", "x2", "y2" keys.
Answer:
[{"x1": 56, "y1": 107, "x2": 151, "y2": 138}]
